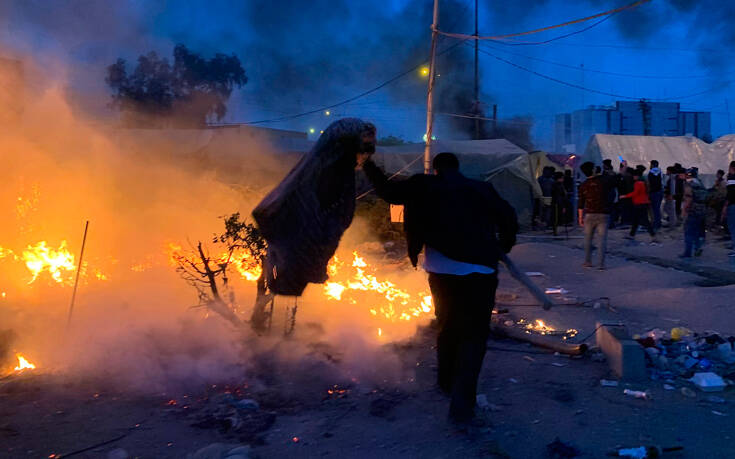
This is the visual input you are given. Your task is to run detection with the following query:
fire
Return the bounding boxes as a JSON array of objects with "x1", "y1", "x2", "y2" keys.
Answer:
[
  {"x1": 324, "y1": 252, "x2": 434, "y2": 336},
  {"x1": 222, "y1": 249, "x2": 262, "y2": 281},
  {"x1": 21, "y1": 241, "x2": 75, "y2": 284},
  {"x1": 14, "y1": 354, "x2": 36, "y2": 372},
  {"x1": 518, "y1": 318, "x2": 578, "y2": 339},
  {"x1": 167, "y1": 242, "x2": 262, "y2": 281}
]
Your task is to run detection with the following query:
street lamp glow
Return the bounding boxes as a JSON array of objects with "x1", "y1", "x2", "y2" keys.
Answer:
[
  {"x1": 309, "y1": 128, "x2": 315, "y2": 134},
  {"x1": 324, "y1": 110, "x2": 331, "y2": 116},
  {"x1": 422, "y1": 133, "x2": 437, "y2": 141},
  {"x1": 419, "y1": 65, "x2": 430, "y2": 78}
]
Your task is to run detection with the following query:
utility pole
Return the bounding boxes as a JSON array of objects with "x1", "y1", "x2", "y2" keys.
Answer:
[
  {"x1": 474, "y1": 0, "x2": 480, "y2": 140},
  {"x1": 423, "y1": 0, "x2": 440, "y2": 174}
]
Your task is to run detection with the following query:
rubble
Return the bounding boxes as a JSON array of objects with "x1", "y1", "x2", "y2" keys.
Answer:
[{"x1": 635, "y1": 327, "x2": 735, "y2": 391}]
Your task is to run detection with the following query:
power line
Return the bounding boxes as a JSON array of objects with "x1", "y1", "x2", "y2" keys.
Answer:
[
  {"x1": 474, "y1": 44, "x2": 733, "y2": 102},
  {"x1": 438, "y1": 0, "x2": 650, "y2": 41},
  {"x1": 480, "y1": 42, "x2": 711, "y2": 80},
  {"x1": 488, "y1": 14, "x2": 614, "y2": 46}
]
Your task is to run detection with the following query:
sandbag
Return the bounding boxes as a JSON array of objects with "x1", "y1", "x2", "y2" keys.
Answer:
[{"x1": 252, "y1": 118, "x2": 374, "y2": 296}]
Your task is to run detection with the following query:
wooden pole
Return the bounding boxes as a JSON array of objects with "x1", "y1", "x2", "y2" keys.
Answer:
[
  {"x1": 66, "y1": 220, "x2": 89, "y2": 328},
  {"x1": 423, "y1": 0, "x2": 440, "y2": 174},
  {"x1": 499, "y1": 253, "x2": 554, "y2": 310}
]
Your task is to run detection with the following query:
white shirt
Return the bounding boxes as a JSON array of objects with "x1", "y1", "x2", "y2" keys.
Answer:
[{"x1": 423, "y1": 246, "x2": 495, "y2": 275}]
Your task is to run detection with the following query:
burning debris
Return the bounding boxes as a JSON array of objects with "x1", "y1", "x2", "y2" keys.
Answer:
[{"x1": 13, "y1": 353, "x2": 36, "y2": 372}]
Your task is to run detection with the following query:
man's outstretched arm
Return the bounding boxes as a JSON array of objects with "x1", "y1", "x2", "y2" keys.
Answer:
[{"x1": 362, "y1": 159, "x2": 412, "y2": 205}]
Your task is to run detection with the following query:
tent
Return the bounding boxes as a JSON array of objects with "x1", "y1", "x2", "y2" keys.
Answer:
[
  {"x1": 372, "y1": 139, "x2": 542, "y2": 227},
  {"x1": 584, "y1": 134, "x2": 735, "y2": 177}
]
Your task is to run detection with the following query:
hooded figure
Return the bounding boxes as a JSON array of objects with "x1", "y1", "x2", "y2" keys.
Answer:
[{"x1": 252, "y1": 118, "x2": 376, "y2": 296}]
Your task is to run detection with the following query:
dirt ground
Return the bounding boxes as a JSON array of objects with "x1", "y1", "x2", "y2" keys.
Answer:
[{"x1": 3, "y1": 237, "x2": 735, "y2": 458}]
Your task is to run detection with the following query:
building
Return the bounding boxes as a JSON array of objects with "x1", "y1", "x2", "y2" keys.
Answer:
[{"x1": 554, "y1": 101, "x2": 711, "y2": 154}]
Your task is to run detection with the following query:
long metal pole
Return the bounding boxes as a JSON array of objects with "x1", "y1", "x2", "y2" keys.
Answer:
[
  {"x1": 66, "y1": 220, "x2": 89, "y2": 328},
  {"x1": 423, "y1": 0, "x2": 440, "y2": 174},
  {"x1": 474, "y1": 0, "x2": 480, "y2": 140}
]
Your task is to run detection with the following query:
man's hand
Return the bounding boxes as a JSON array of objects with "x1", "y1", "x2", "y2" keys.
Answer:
[
  {"x1": 355, "y1": 152, "x2": 372, "y2": 170},
  {"x1": 577, "y1": 210, "x2": 584, "y2": 227}
]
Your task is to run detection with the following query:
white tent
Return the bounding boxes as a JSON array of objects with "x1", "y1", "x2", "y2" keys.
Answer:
[{"x1": 584, "y1": 134, "x2": 735, "y2": 175}]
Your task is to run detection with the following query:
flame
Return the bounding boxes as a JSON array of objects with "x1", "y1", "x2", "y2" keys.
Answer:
[
  {"x1": 167, "y1": 242, "x2": 262, "y2": 281},
  {"x1": 21, "y1": 241, "x2": 75, "y2": 284},
  {"x1": 323, "y1": 251, "x2": 433, "y2": 335},
  {"x1": 518, "y1": 318, "x2": 578, "y2": 339},
  {"x1": 14, "y1": 354, "x2": 36, "y2": 371}
]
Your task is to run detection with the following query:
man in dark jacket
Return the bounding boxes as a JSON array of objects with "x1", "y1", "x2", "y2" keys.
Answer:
[
  {"x1": 578, "y1": 162, "x2": 611, "y2": 269},
  {"x1": 362, "y1": 152, "x2": 518, "y2": 424},
  {"x1": 551, "y1": 171, "x2": 568, "y2": 236}
]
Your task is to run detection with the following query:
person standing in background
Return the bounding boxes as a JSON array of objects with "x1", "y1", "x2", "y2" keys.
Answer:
[
  {"x1": 722, "y1": 161, "x2": 735, "y2": 257},
  {"x1": 647, "y1": 160, "x2": 663, "y2": 230},
  {"x1": 664, "y1": 166, "x2": 679, "y2": 228}
]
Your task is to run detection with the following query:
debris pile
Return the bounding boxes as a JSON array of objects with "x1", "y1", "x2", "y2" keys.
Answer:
[{"x1": 635, "y1": 327, "x2": 735, "y2": 391}]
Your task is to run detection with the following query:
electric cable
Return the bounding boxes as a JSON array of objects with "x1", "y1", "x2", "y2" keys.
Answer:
[{"x1": 438, "y1": 0, "x2": 650, "y2": 41}]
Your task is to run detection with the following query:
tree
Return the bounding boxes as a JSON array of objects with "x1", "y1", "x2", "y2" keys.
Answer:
[
  {"x1": 170, "y1": 213, "x2": 267, "y2": 329},
  {"x1": 106, "y1": 44, "x2": 247, "y2": 127},
  {"x1": 377, "y1": 135, "x2": 408, "y2": 146}
]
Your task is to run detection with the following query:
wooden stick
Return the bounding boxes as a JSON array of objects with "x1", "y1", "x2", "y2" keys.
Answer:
[
  {"x1": 499, "y1": 253, "x2": 554, "y2": 310},
  {"x1": 66, "y1": 220, "x2": 89, "y2": 328}
]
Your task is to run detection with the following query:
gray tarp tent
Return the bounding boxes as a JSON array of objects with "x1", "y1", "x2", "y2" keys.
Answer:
[
  {"x1": 585, "y1": 134, "x2": 735, "y2": 183},
  {"x1": 372, "y1": 139, "x2": 541, "y2": 227}
]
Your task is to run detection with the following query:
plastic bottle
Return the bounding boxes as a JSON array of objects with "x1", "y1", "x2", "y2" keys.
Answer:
[{"x1": 623, "y1": 389, "x2": 652, "y2": 400}]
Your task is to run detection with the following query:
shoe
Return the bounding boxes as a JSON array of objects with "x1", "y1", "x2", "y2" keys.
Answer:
[
  {"x1": 650, "y1": 240, "x2": 661, "y2": 246},
  {"x1": 678, "y1": 254, "x2": 692, "y2": 259},
  {"x1": 582, "y1": 262, "x2": 594, "y2": 268},
  {"x1": 598, "y1": 266, "x2": 606, "y2": 271},
  {"x1": 728, "y1": 251, "x2": 735, "y2": 257}
]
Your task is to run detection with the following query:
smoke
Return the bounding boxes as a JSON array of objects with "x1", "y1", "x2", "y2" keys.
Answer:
[{"x1": 0, "y1": 53, "x2": 426, "y2": 395}]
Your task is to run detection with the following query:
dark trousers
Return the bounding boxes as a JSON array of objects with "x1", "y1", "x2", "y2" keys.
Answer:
[
  {"x1": 650, "y1": 191, "x2": 663, "y2": 230},
  {"x1": 621, "y1": 198, "x2": 634, "y2": 225},
  {"x1": 428, "y1": 272, "x2": 498, "y2": 422},
  {"x1": 630, "y1": 204, "x2": 655, "y2": 237}
]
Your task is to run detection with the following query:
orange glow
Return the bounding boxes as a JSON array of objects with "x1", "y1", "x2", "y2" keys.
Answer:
[
  {"x1": 14, "y1": 354, "x2": 36, "y2": 371},
  {"x1": 21, "y1": 241, "x2": 75, "y2": 284},
  {"x1": 323, "y1": 252, "x2": 433, "y2": 335}
]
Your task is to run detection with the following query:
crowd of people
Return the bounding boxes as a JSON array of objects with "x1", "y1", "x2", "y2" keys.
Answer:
[{"x1": 539, "y1": 159, "x2": 735, "y2": 269}]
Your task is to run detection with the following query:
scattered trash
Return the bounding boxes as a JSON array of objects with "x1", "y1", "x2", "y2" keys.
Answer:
[
  {"x1": 705, "y1": 395, "x2": 726, "y2": 404},
  {"x1": 608, "y1": 445, "x2": 684, "y2": 458},
  {"x1": 623, "y1": 389, "x2": 652, "y2": 400},
  {"x1": 670, "y1": 327, "x2": 692, "y2": 341},
  {"x1": 234, "y1": 399, "x2": 259, "y2": 411},
  {"x1": 523, "y1": 355, "x2": 536, "y2": 362},
  {"x1": 107, "y1": 449, "x2": 129, "y2": 459},
  {"x1": 509, "y1": 378, "x2": 519, "y2": 383},
  {"x1": 644, "y1": 329, "x2": 667, "y2": 340},
  {"x1": 690, "y1": 372, "x2": 726, "y2": 392},
  {"x1": 663, "y1": 384, "x2": 675, "y2": 390},
  {"x1": 680, "y1": 387, "x2": 696, "y2": 398},
  {"x1": 545, "y1": 288, "x2": 568, "y2": 295},
  {"x1": 551, "y1": 362, "x2": 566, "y2": 367},
  {"x1": 546, "y1": 437, "x2": 580, "y2": 458},
  {"x1": 525, "y1": 272, "x2": 545, "y2": 277},
  {"x1": 711, "y1": 410, "x2": 727, "y2": 416},
  {"x1": 600, "y1": 379, "x2": 619, "y2": 387},
  {"x1": 683, "y1": 357, "x2": 699, "y2": 369}
]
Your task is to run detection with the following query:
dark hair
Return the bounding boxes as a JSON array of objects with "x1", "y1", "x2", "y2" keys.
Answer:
[
  {"x1": 553, "y1": 171, "x2": 564, "y2": 180},
  {"x1": 730, "y1": 161, "x2": 735, "y2": 169},
  {"x1": 717, "y1": 169, "x2": 725, "y2": 176},
  {"x1": 595, "y1": 166, "x2": 602, "y2": 174},
  {"x1": 433, "y1": 152, "x2": 459, "y2": 174},
  {"x1": 650, "y1": 160, "x2": 659, "y2": 167},
  {"x1": 579, "y1": 161, "x2": 595, "y2": 177},
  {"x1": 666, "y1": 166, "x2": 674, "y2": 173}
]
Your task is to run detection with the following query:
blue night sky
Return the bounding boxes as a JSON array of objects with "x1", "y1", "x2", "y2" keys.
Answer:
[{"x1": 1, "y1": 0, "x2": 733, "y2": 149}]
